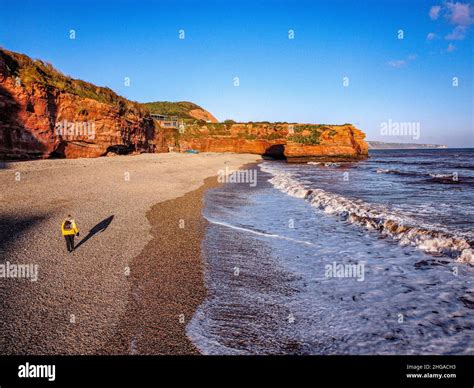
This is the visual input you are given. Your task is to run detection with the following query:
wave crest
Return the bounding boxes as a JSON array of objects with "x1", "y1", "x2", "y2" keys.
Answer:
[{"x1": 261, "y1": 163, "x2": 474, "y2": 263}]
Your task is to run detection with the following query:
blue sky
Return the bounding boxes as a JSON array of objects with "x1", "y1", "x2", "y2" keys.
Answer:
[{"x1": 0, "y1": 0, "x2": 472, "y2": 146}]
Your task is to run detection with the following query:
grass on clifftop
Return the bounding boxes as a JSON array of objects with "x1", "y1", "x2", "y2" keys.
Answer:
[
  {"x1": 143, "y1": 101, "x2": 205, "y2": 119},
  {"x1": 287, "y1": 125, "x2": 342, "y2": 145},
  {"x1": 181, "y1": 122, "x2": 348, "y2": 144},
  {"x1": 0, "y1": 48, "x2": 146, "y2": 115}
]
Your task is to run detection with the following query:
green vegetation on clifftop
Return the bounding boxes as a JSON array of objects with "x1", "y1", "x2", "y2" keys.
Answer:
[
  {"x1": 0, "y1": 48, "x2": 145, "y2": 115},
  {"x1": 143, "y1": 101, "x2": 205, "y2": 119}
]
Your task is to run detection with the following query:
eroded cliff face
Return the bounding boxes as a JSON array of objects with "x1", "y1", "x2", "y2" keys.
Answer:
[
  {"x1": 0, "y1": 49, "x2": 155, "y2": 159},
  {"x1": 187, "y1": 108, "x2": 218, "y2": 123},
  {"x1": 0, "y1": 48, "x2": 368, "y2": 162},
  {"x1": 178, "y1": 123, "x2": 368, "y2": 162}
]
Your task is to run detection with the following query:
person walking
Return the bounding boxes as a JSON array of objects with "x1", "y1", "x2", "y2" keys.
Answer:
[{"x1": 61, "y1": 215, "x2": 79, "y2": 252}]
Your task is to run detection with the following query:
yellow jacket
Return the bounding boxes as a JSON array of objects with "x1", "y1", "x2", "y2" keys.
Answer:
[{"x1": 61, "y1": 219, "x2": 79, "y2": 236}]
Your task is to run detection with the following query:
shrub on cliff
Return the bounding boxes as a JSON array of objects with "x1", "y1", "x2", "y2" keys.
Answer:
[
  {"x1": 288, "y1": 130, "x2": 322, "y2": 145},
  {"x1": 0, "y1": 48, "x2": 144, "y2": 117},
  {"x1": 143, "y1": 101, "x2": 205, "y2": 119},
  {"x1": 265, "y1": 132, "x2": 285, "y2": 140}
]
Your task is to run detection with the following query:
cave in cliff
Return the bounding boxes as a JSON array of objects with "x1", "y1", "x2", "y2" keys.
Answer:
[
  {"x1": 263, "y1": 144, "x2": 286, "y2": 160},
  {"x1": 49, "y1": 142, "x2": 67, "y2": 159},
  {"x1": 0, "y1": 48, "x2": 369, "y2": 161},
  {"x1": 105, "y1": 144, "x2": 135, "y2": 156}
]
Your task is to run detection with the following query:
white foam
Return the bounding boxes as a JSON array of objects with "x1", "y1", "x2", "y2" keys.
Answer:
[
  {"x1": 376, "y1": 168, "x2": 390, "y2": 174},
  {"x1": 457, "y1": 248, "x2": 474, "y2": 264},
  {"x1": 261, "y1": 163, "x2": 473, "y2": 262},
  {"x1": 204, "y1": 216, "x2": 319, "y2": 247}
]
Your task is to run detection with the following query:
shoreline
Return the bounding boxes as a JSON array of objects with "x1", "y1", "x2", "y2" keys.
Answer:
[
  {"x1": 0, "y1": 152, "x2": 260, "y2": 354},
  {"x1": 101, "y1": 176, "x2": 221, "y2": 354},
  {"x1": 101, "y1": 161, "x2": 261, "y2": 354}
]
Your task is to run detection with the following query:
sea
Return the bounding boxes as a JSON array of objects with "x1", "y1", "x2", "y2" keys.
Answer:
[{"x1": 187, "y1": 149, "x2": 474, "y2": 355}]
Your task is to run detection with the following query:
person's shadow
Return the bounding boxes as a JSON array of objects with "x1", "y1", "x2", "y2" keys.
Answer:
[{"x1": 75, "y1": 215, "x2": 114, "y2": 250}]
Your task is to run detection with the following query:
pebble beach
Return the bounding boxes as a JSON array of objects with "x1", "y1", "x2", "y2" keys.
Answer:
[{"x1": 0, "y1": 152, "x2": 259, "y2": 354}]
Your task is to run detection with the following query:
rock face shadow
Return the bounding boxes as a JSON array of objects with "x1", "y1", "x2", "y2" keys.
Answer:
[
  {"x1": 263, "y1": 144, "x2": 286, "y2": 160},
  {"x1": 0, "y1": 84, "x2": 48, "y2": 161},
  {"x1": 75, "y1": 215, "x2": 114, "y2": 250}
]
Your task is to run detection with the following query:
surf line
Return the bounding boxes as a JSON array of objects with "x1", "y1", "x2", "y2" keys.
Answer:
[{"x1": 204, "y1": 216, "x2": 319, "y2": 247}]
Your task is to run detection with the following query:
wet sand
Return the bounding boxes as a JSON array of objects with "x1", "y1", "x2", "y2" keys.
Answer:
[
  {"x1": 0, "y1": 152, "x2": 259, "y2": 354},
  {"x1": 102, "y1": 177, "x2": 218, "y2": 354}
]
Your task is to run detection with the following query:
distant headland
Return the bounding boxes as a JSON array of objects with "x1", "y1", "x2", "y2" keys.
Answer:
[{"x1": 367, "y1": 141, "x2": 448, "y2": 150}]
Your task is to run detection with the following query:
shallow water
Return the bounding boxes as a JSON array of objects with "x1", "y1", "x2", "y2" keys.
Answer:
[{"x1": 188, "y1": 149, "x2": 474, "y2": 355}]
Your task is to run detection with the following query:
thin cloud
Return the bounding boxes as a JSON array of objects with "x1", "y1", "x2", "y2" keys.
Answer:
[
  {"x1": 446, "y1": 2, "x2": 473, "y2": 25},
  {"x1": 429, "y1": 5, "x2": 442, "y2": 19},
  {"x1": 445, "y1": 25, "x2": 468, "y2": 39},
  {"x1": 428, "y1": 2, "x2": 472, "y2": 49},
  {"x1": 387, "y1": 54, "x2": 417, "y2": 68}
]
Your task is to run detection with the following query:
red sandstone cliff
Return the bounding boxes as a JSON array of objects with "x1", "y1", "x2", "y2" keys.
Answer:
[
  {"x1": 178, "y1": 123, "x2": 368, "y2": 162},
  {"x1": 0, "y1": 48, "x2": 157, "y2": 159},
  {"x1": 188, "y1": 108, "x2": 218, "y2": 123},
  {"x1": 0, "y1": 48, "x2": 368, "y2": 162}
]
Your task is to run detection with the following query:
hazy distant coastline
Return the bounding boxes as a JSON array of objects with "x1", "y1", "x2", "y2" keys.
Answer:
[{"x1": 367, "y1": 141, "x2": 448, "y2": 150}]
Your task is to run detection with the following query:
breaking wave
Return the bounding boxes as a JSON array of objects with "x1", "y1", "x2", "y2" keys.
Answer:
[
  {"x1": 375, "y1": 168, "x2": 469, "y2": 184},
  {"x1": 375, "y1": 168, "x2": 418, "y2": 176},
  {"x1": 261, "y1": 163, "x2": 474, "y2": 263},
  {"x1": 370, "y1": 159, "x2": 474, "y2": 170}
]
